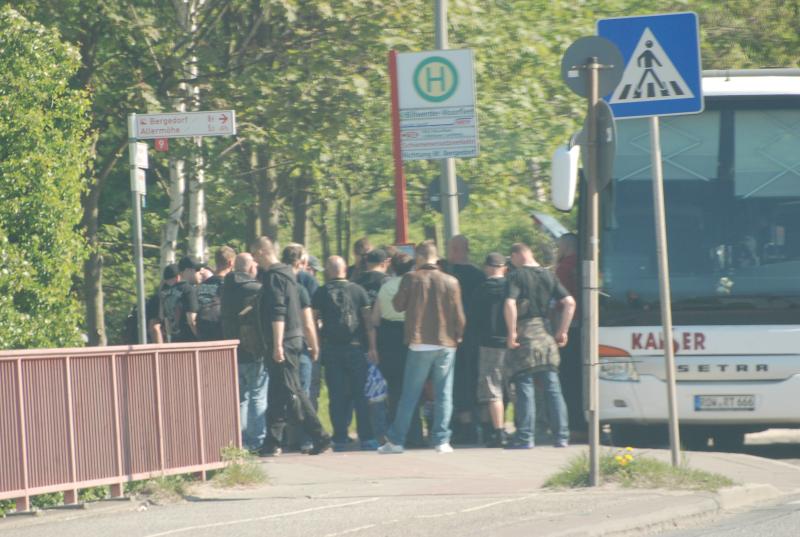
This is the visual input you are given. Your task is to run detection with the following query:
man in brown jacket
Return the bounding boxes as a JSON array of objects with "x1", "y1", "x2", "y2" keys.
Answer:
[{"x1": 378, "y1": 241, "x2": 465, "y2": 454}]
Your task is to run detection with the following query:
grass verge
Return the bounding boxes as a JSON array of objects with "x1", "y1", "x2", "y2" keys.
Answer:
[
  {"x1": 125, "y1": 475, "x2": 193, "y2": 503},
  {"x1": 210, "y1": 446, "x2": 267, "y2": 488},
  {"x1": 544, "y1": 449, "x2": 736, "y2": 492}
]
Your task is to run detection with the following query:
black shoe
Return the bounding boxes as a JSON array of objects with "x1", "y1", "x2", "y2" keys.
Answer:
[
  {"x1": 308, "y1": 434, "x2": 331, "y2": 455},
  {"x1": 258, "y1": 444, "x2": 282, "y2": 457},
  {"x1": 485, "y1": 429, "x2": 506, "y2": 448}
]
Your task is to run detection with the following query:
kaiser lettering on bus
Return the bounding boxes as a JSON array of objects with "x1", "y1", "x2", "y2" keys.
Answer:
[{"x1": 631, "y1": 331, "x2": 706, "y2": 352}]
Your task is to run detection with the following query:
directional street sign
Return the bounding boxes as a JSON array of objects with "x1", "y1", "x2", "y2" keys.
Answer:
[
  {"x1": 598, "y1": 12, "x2": 703, "y2": 119},
  {"x1": 133, "y1": 110, "x2": 236, "y2": 139},
  {"x1": 395, "y1": 49, "x2": 479, "y2": 161}
]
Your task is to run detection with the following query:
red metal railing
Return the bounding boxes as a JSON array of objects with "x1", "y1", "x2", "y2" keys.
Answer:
[{"x1": 0, "y1": 341, "x2": 241, "y2": 511}]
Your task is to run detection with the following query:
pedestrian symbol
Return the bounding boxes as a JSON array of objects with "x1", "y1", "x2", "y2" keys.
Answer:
[
  {"x1": 413, "y1": 56, "x2": 458, "y2": 103},
  {"x1": 610, "y1": 28, "x2": 694, "y2": 104},
  {"x1": 611, "y1": 28, "x2": 694, "y2": 104}
]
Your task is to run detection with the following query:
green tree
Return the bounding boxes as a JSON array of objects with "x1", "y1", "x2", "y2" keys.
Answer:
[{"x1": 0, "y1": 7, "x2": 93, "y2": 348}]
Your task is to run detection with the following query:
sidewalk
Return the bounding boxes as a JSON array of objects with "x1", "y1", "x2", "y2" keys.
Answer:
[{"x1": 2, "y1": 445, "x2": 799, "y2": 537}]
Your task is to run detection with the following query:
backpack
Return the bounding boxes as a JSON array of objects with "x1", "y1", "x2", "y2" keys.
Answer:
[
  {"x1": 323, "y1": 282, "x2": 360, "y2": 344},
  {"x1": 160, "y1": 284, "x2": 184, "y2": 342},
  {"x1": 237, "y1": 290, "x2": 266, "y2": 358},
  {"x1": 196, "y1": 277, "x2": 223, "y2": 340}
]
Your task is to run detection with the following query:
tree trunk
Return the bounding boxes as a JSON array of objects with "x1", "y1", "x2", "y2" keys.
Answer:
[
  {"x1": 187, "y1": 139, "x2": 206, "y2": 261},
  {"x1": 82, "y1": 169, "x2": 105, "y2": 346},
  {"x1": 82, "y1": 139, "x2": 126, "y2": 346},
  {"x1": 186, "y1": 0, "x2": 207, "y2": 262},
  {"x1": 336, "y1": 199, "x2": 343, "y2": 257},
  {"x1": 161, "y1": 152, "x2": 185, "y2": 270},
  {"x1": 256, "y1": 149, "x2": 280, "y2": 241},
  {"x1": 344, "y1": 190, "x2": 352, "y2": 265},
  {"x1": 292, "y1": 174, "x2": 311, "y2": 245},
  {"x1": 311, "y1": 200, "x2": 332, "y2": 260},
  {"x1": 422, "y1": 194, "x2": 437, "y2": 243}
]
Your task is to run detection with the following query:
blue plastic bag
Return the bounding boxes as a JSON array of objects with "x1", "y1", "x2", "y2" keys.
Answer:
[{"x1": 364, "y1": 362, "x2": 388, "y2": 403}]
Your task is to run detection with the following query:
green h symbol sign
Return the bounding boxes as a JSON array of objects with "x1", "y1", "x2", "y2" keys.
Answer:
[
  {"x1": 425, "y1": 65, "x2": 447, "y2": 94},
  {"x1": 413, "y1": 56, "x2": 458, "y2": 103}
]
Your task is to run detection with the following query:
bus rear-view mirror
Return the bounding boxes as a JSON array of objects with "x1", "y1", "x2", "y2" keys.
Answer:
[{"x1": 551, "y1": 144, "x2": 580, "y2": 211}]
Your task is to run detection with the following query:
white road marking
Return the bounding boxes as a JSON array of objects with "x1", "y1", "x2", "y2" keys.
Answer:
[
  {"x1": 460, "y1": 495, "x2": 532, "y2": 513},
  {"x1": 142, "y1": 497, "x2": 381, "y2": 537},
  {"x1": 322, "y1": 524, "x2": 376, "y2": 537}
]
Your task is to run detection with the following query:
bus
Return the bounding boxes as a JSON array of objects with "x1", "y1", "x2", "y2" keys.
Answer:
[{"x1": 553, "y1": 69, "x2": 800, "y2": 450}]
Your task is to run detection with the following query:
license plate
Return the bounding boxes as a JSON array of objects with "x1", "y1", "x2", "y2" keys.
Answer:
[{"x1": 694, "y1": 394, "x2": 755, "y2": 411}]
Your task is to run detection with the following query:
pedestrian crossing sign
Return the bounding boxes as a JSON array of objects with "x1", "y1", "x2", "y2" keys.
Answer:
[{"x1": 598, "y1": 12, "x2": 703, "y2": 119}]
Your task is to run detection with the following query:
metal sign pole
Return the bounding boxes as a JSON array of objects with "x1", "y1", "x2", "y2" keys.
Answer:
[
  {"x1": 128, "y1": 114, "x2": 147, "y2": 345},
  {"x1": 435, "y1": 0, "x2": 460, "y2": 241},
  {"x1": 389, "y1": 50, "x2": 410, "y2": 244},
  {"x1": 585, "y1": 57, "x2": 601, "y2": 487},
  {"x1": 649, "y1": 116, "x2": 681, "y2": 466}
]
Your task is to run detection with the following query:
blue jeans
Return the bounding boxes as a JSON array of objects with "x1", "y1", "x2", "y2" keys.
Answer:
[
  {"x1": 514, "y1": 369, "x2": 569, "y2": 446},
  {"x1": 238, "y1": 360, "x2": 269, "y2": 450},
  {"x1": 387, "y1": 347, "x2": 455, "y2": 447},
  {"x1": 323, "y1": 344, "x2": 374, "y2": 443}
]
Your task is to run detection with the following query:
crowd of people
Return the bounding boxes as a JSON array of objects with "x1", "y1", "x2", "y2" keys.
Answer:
[{"x1": 140, "y1": 232, "x2": 581, "y2": 455}]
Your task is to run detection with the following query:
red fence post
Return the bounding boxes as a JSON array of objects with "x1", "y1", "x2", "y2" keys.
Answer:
[
  {"x1": 63, "y1": 356, "x2": 79, "y2": 505},
  {"x1": 15, "y1": 358, "x2": 30, "y2": 512},
  {"x1": 192, "y1": 349, "x2": 207, "y2": 481},
  {"x1": 110, "y1": 353, "x2": 124, "y2": 498},
  {"x1": 153, "y1": 350, "x2": 165, "y2": 472}
]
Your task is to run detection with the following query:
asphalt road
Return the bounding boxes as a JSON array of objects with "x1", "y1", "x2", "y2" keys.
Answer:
[
  {"x1": 654, "y1": 494, "x2": 800, "y2": 537},
  {"x1": 644, "y1": 429, "x2": 800, "y2": 537}
]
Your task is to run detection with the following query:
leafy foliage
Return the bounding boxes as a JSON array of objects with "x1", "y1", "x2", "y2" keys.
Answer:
[
  {"x1": 9, "y1": 1, "x2": 800, "y2": 343},
  {"x1": 0, "y1": 7, "x2": 93, "y2": 348}
]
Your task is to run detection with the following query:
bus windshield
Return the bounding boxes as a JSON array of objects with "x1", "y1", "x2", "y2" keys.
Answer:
[{"x1": 600, "y1": 97, "x2": 800, "y2": 326}]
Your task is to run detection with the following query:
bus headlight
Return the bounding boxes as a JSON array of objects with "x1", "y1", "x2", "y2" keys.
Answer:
[{"x1": 599, "y1": 357, "x2": 640, "y2": 382}]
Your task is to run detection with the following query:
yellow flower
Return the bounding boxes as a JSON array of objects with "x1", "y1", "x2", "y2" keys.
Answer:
[
  {"x1": 624, "y1": 454, "x2": 634, "y2": 461},
  {"x1": 615, "y1": 455, "x2": 624, "y2": 463},
  {"x1": 625, "y1": 447, "x2": 634, "y2": 452}
]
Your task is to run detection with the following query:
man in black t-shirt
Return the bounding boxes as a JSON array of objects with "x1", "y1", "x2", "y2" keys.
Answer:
[
  {"x1": 313, "y1": 256, "x2": 376, "y2": 450},
  {"x1": 504, "y1": 242, "x2": 576, "y2": 449},
  {"x1": 251, "y1": 236, "x2": 331, "y2": 456},
  {"x1": 196, "y1": 246, "x2": 235, "y2": 341},
  {"x1": 159, "y1": 262, "x2": 199, "y2": 343},
  {"x1": 469, "y1": 253, "x2": 510, "y2": 447}
]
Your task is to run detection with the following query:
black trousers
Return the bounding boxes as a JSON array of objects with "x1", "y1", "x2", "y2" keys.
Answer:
[
  {"x1": 559, "y1": 326, "x2": 586, "y2": 432},
  {"x1": 265, "y1": 336, "x2": 326, "y2": 447}
]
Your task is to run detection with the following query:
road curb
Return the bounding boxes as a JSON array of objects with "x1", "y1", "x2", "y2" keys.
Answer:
[
  {"x1": 550, "y1": 484, "x2": 789, "y2": 537},
  {"x1": 715, "y1": 483, "x2": 783, "y2": 511}
]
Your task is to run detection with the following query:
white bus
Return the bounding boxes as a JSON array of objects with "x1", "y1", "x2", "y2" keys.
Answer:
[{"x1": 556, "y1": 69, "x2": 800, "y2": 450}]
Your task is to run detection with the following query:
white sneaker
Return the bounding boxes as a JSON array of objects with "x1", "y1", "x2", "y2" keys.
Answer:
[
  {"x1": 377, "y1": 441, "x2": 404, "y2": 454},
  {"x1": 434, "y1": 443, "x2": 454, "y2": 453}
]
